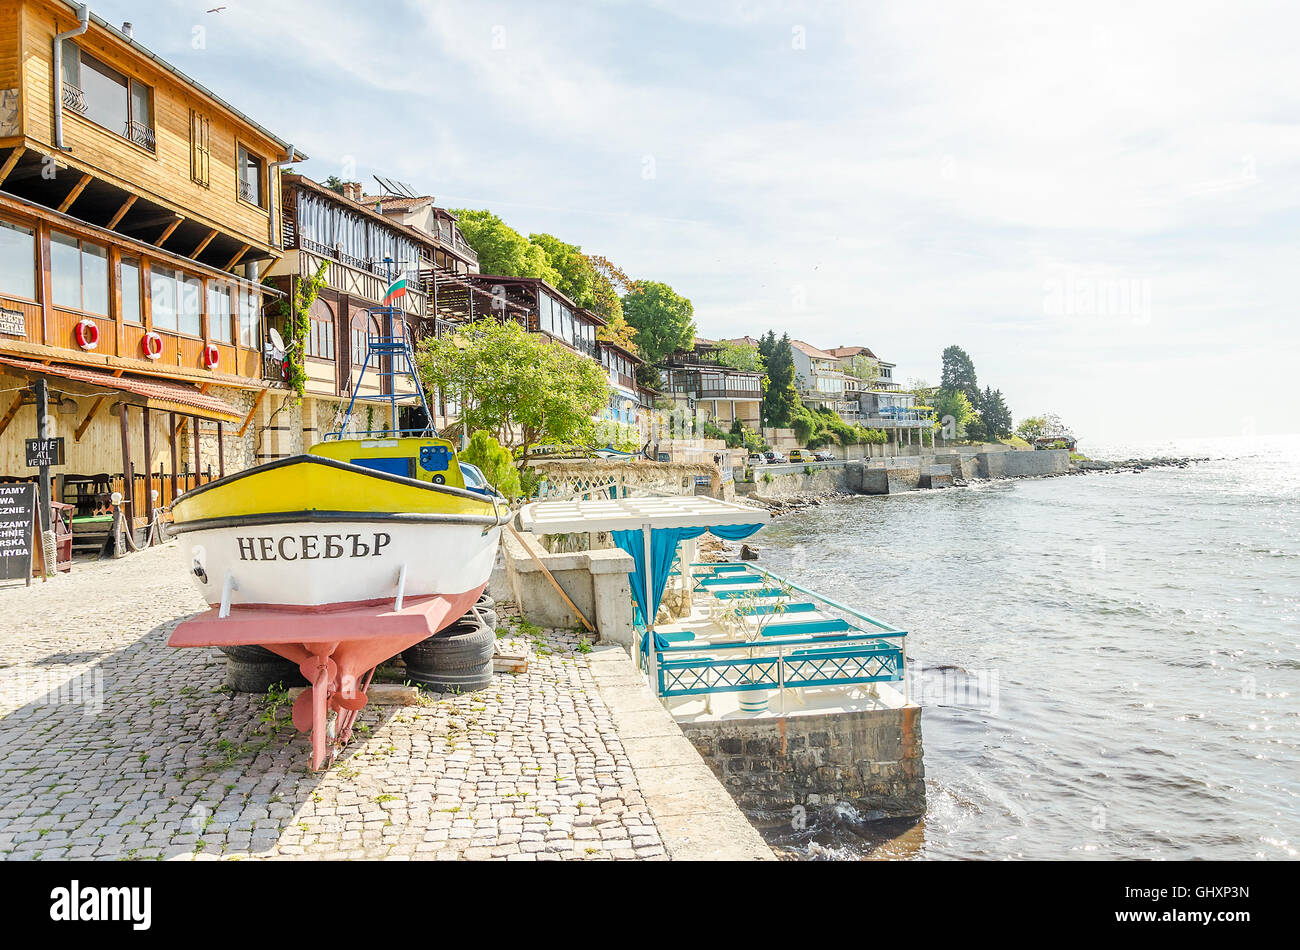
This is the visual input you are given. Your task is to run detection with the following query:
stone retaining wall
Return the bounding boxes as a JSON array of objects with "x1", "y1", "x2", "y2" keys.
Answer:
[{"x1": 680, "y1": 704, "x2": 926, "y2": 822}]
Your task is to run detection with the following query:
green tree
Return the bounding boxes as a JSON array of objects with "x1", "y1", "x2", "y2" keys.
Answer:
[
  {"x1": 940, "y1": 345, "x2": 979, "y2": 402},
  {"x1": 845, "y1": 354, "x2": 880, "y2": 386},
  {"x1": 758, "y1": 331, "x2": 799, "y2": 428},
  {"x1": 460, "y1": 430, "x2": 523, "y2": 499},
  {"x1": 622, "y1": 281, "x2": 695, "y2": 385},
  {"x1": 715, "y1": 340, "x2": 765, "y2": 373},
  {"x1": 932, "y1": 389, "x2": 977, "y2": 440},
  {"x1": 414, "y1": 318, "x2": 609, "y2": 472},
  {"x1": 978, "y1": 386, "x2": 1013, "y2": 439},
  {"x1": 1016, "y1": 415, "x2": 1048, "y2": 440},
  {"x1": 531, "y1": 233, "x2": 598, "y2": 309},
  {"x1": 450, "y1": 209, "x2": 559, "y2": 283},
  {"x1": 324, "y1": 175, "x2": 347, "y2": 195}
]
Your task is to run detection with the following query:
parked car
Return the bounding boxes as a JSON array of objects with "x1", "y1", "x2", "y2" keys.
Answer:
[
  {"x1": 764, "y1": 451, "x2": 788, "y2": 464},
  {"x1": 813, "y1": 451, "x2": 836, "y2": 462},
  {"x1": 747, "y1": 452, "x2": 766, "y2": 466},
  {"x1": 787, "y1": 449, "x2": 811, "y2": 463}
]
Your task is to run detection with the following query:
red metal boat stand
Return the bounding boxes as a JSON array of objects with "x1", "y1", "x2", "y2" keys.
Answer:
[{"x1": 170, "y1": 587, "x2": 483, "y2": 770}]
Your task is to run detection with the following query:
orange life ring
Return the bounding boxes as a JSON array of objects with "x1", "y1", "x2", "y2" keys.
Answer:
[
  {"x1": 141, "y1": 332, "x2": 164, "y2": 360},
  {"x1": 74, "y1": 319, "x2": 99, "y2": 350},
  {"x1": 201, "y1": 343, "x2": 220, "y2": 370}
]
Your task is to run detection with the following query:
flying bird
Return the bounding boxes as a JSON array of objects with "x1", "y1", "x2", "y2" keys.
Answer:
[{"x1": 206, "y1": 6, "x2": 227, "y2": 12}]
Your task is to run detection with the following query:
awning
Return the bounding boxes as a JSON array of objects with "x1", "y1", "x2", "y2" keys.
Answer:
[
  {"x1": 518, "y1": 495, "x2": 768, "y2": 534},
  {"x1": 0, "y1": 357, "x2": 244, "y2": 424},
  {"x1": 519, "y1": 496, "x2": 767, "y2": 631}
]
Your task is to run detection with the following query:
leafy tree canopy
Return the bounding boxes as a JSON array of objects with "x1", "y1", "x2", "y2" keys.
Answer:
[
  {"x1": 933, "y1": 389, "x2": 978, "y2": 440},
  {"x1": 460, "y1": 431, "x2": 522, "y2": 500},
  {"x1": 715, "y1": 340, "x2": 765, "y2": 374},
  {"x1": 978, "y1": 386, "x2": 1014, "y2": 440},
  {"x1": 758, "y1": 331, "x2": 799, "y2": 428},
  {"x1": 940, "y1": 344, "x2": 979, "y2": 401},
  {"x1": 414, "y1": 318, "x2": 609, "y2": 470},
  {"x1": 622, "y1": 280, "x2": 695, "y2": 382},
  {"x1": 450, "y1": 209, "x2": 559, "y2": 284},
  {"x1": 531, "y1": 233, "x2": 598, "y2": 310}
]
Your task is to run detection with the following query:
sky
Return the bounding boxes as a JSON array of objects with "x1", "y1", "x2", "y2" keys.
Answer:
[{"x1": 90, "y1": 0, "x2": 1299, "y2": 442}]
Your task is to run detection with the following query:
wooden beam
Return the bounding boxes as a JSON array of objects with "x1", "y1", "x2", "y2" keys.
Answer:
[
  {"x1": 0, "y1": 147, "x2": 25, "y2": 188},
  {"x1": 74, "y1": 395, "x2": 106, "y2": 442},
  {"x1": 224, "y1": 243, "x2": 251, "y2": 270},
  {"x1": 56, "y1": 173, "x2": 92, "y2": 213},
  {"x1": 155, "y1": 216, "x2": 183, "y2": 247},
  {"x1": 191, "y1": 228, "x2": 218, "y2": 259},
  {"x1": 236, "y1": 388, "x2": 267, "y2": 437},
  {"x1": 105, "y1": 194, "x2": 138, "y2": 231},
  {"x1": 0, "y1": 393, "x2": 25, "y2": 439}
]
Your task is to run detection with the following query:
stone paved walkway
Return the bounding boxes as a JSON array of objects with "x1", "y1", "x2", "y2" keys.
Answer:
[{"x1": 0, "y1": 543, "x2": 665, "y2": 860}]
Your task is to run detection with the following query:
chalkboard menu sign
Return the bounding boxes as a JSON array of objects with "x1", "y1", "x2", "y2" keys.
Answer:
[
  {"x1": 0, "y1": 483, "x2": 38, "y2": 583},
  {"x1": 25, "y1": 437, "x2": 65, "y2": 468}
]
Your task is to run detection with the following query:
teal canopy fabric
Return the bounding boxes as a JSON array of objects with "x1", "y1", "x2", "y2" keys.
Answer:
[{"x1": 612, "y1": 523, "x2": 763, "y2": 629}]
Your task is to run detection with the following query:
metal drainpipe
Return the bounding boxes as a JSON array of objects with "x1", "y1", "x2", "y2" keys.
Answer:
[
  {"x1": 265, "y1": 144, "x2": 296, "y2": 250},
  {"x1": 53, "y1": 3, "x2": 91, "y2": 151}
]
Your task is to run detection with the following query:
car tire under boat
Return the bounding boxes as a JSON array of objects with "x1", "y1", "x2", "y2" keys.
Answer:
[
  {"x1": 471, "y1": 592, "x2": 498, "y2": 631},
  {"x1": 402, "y1": 613, "x2": 495, "y2": 693},
  {"x1": 218, "y1": 645, "x2": 307, "y2": 693}
]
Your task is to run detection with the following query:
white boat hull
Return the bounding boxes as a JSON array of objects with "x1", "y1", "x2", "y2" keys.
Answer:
[{"x1": 179, "y1": 519, "x2": 502, "y2": 608}]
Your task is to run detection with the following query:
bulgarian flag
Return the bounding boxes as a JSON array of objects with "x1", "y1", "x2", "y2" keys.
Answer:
[{"x1": 382, "y1": 275, "x2": 408, "y2": 303}]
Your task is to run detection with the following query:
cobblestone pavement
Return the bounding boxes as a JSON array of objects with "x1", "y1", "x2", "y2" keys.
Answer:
[{"x1": 0, "y1": 543, "x2": 666, "y2": 860}]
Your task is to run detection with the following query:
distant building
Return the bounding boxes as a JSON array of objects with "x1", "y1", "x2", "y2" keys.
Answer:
[
  {"x1": 790, "y1": 340, "x2": 862, "y2": 420},
  {"x1": 659, "y1": 339, "x2": 762, "y2": 430},
  {"x1": 829, "y1": 345, "x2": 900, "y2": 391}
]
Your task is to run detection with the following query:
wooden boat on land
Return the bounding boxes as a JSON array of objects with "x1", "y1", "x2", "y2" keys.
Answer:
[{"x1": 168, "y1": 293, "x2": 509, "y2": 769}]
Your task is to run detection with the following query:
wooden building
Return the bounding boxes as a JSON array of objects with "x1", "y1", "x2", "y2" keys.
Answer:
[{"x1": 0, "y1": 1, "x2": 301, "y2": 542}]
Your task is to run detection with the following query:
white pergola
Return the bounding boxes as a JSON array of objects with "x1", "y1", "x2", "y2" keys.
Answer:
[
  {"x1": 518, "y1": 495, "x2": 769, "y2": 635},
  {"x1": 518, "y1": 495, "x2": 768, "y2": 535}
]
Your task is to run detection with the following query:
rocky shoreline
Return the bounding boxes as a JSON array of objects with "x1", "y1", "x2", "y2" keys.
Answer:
[{"x1": 745, "y1": 456, "x2": 1209, "y2": 516}]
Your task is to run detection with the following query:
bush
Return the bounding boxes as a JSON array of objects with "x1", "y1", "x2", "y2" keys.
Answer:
[{"x1": 461, "y1": 431, "x2": 522, "y2": 500}]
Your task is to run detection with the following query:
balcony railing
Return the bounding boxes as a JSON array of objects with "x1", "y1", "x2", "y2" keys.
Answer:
[
  {"x1": 125, "y1": 120, "x2": 156, "y2": 152},
  {"x1": 63, "y1": 83, "x2": 87, "y2": 115},
  {"x1": 238, "y1": 178, "x2": 259, "y2": 204}
]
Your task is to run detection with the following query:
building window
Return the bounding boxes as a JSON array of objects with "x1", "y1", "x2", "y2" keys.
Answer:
[
  {"x1": 150, "y1": 266, "x2": 202, "y2": 335},
  {"x1": 307, "y1": 299, "x2": 335, "y2": 359},
  {"x1": 190, "y1": 110, "x2": 211, "y2": 187},
  {"x1": 61, "y1": 41, "x2": 154, "y2": 151},
  {"x1": 50, "y1": 230, "x2": 108, "y2": 314},
  {"x1": 0, "y1": 219, "x2": 36, "y2": 301},
  {"x1": 351, "y1": 312, "x2": 376, "y2": 367},
  {"x1": 120, "y1": 258, "x2": 141, "y2": 324},
  {"x1": 237, "y1": 144, "x2": 263, "y2": 206},
  {"x1": 207, "y1": 282, "x2": 233, "y2": 344},
  {"x1": 238, "y1": 287, "x2": 259, "y2": 348}
]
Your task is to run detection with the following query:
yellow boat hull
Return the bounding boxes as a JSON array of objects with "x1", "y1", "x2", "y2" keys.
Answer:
[{"x1": 169, "y1": 455, "x2": 506, "y2": 609}]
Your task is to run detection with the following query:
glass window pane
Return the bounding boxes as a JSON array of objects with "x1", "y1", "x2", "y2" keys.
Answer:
[
  {"x1": 207, "y1": 283, "x2": 232, "y2": 343},
  {"x1": 81, "y1": 241, "x2": 108, "y2": 314},
  {"x1": 50, "y1": 231, "x2": 82, "y2": 310},
  {"x1": 130, "y1": 80, "x2": 151, "y2": 129},
  {"x1": 239, "y1": 288, "x2": 259, "y2": 347},
  {"x1": 120, "y1": 259, "x2": 141, "y2": 324},
  {"x1": 179, "y1": 275, "x2": 202, "y2": 336},
  {"x1": 81, "y1": 54, "x2": 129, "y2": 134},
  {"x1": 150, "y1": 266, "x2": 178, "y2": 332},
  {"x1": 0, "y1": 219, "x2": 35, "y2": 300}
]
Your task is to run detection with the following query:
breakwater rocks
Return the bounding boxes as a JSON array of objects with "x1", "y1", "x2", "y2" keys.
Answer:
[{"x1": 1070, "y1": 456, "x2": 1207, "y2": 475}]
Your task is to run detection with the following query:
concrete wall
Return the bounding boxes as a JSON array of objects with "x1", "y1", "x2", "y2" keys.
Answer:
[
  {"x1": 681, "y1": 703, "x2": 926, "y2": 822},
  {"x1": 750, "y1": 465, "x2": 852, "y2": 502},
  {"x1": 502, "y1": 527, "x2": 635, "y2": 646},
  {"x1": 975, "y1": 448, "x2": 1067, "y2": 479}
]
